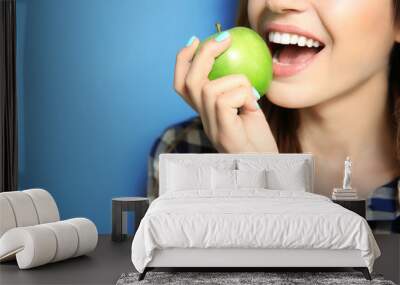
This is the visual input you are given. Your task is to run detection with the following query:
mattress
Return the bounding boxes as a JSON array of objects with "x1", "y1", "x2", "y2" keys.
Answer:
[{"x1": 131, "y1": 189, "x2": 380, "y2": 273}]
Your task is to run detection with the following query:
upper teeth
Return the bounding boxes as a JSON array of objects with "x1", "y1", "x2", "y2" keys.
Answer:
[{"x1": 268, "y1": 32, "x2": 321, "y2": 48}]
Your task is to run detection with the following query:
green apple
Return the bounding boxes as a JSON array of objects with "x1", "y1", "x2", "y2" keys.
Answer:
[{"x1": 199, "y1": 24, "x2": 273, "y2": 96}]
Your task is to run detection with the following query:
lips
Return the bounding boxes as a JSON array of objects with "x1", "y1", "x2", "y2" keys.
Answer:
[{"x1": 263, "y1": 23, "x2": 326, "y2": 78}]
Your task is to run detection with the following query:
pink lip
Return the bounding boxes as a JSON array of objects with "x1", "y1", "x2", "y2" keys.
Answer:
[{"x1": 264, "y1": 23, "x2": 325, "y2": 45}]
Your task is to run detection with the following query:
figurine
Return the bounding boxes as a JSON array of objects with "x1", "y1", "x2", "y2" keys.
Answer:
[
  {"x1": 332, "y1": 156, "x2": 357, "y2": 200},
  {"x1": 342, "y1": 156, "x2": 352, "y2": 190}
]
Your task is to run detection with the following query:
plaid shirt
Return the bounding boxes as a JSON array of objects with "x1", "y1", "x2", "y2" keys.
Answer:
[
  {"x1": 147, "y1": 116, "x2": 216, "y2": 202},
  {"x1": 147, "y1": 116, "x2": 400, "y2": 233}
]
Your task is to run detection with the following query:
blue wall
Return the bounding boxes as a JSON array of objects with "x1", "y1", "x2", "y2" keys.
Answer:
[{"x1": 16, "y1": 0, "x2": 239, "y2": 233}]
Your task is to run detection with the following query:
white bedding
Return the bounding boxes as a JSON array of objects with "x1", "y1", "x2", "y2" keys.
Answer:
[{"x1": 131, "y1": 189, "x2": 380, "y2": 273}]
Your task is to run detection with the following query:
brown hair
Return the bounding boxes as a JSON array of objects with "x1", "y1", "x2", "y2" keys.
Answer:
[{"x1": 236, "y1": 0, "x2": 400, "y2": 159}]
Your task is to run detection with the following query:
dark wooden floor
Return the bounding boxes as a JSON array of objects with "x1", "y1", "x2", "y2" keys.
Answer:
[
  {"x1": 0, "y1": 235, "x2": 134, "y2": 285},
  {"x1": 1, "y1": 234, "x2": 398, "y2": 284}
]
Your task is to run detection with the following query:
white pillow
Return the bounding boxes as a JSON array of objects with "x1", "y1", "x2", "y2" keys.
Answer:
[
  {"x1": 212, "y1": 168, "x2": 237, "y2": 190},
  {"x1": 237, "y1": 159, "x2": 309, "y2": 191},
  {"x1": 236, "y1": 169, "x2": 268, "y2": 188},
  {"x1": 266, "y1": 164, "x2": 307, "y2": 191},
  {"x1": 167, "y1": 162, "x2": 212, "y2": 191}
]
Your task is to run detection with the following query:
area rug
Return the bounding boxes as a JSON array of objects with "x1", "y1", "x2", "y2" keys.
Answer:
[{"x1": 116, "y1": 271, "x2": 396, "y2": 285}]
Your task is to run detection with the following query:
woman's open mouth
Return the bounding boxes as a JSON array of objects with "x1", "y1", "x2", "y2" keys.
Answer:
[{"x1": 265, "y1": 30, "x2": 326, "y2": 78}]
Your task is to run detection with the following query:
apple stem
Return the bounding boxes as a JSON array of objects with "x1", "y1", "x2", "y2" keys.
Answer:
[{"x1": 215, "y1": 22, "x2": 222, "y2": 33}]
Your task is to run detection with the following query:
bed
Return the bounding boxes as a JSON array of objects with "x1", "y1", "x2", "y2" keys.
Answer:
[{"x1": 131, "y1": 153, "x2": 380, "y2": 280}]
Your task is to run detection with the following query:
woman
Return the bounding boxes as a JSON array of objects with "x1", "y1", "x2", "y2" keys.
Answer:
[{"x1": 173, "y1": 0, "x2": 400, "y2": 231}]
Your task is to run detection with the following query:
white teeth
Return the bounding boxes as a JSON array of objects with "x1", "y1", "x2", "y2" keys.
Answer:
[
  {"x1": 281, "y1": 33, "x2": 291, "y2": 44},
  {"x1": 298, "y1": 36, "x2": 306, "y2": 47},
  {"x1": 273, "y1": 32, "x2": 281, "y2": 43},
  {"x1": 269, "y1": 32, "x2": 274, "y2": 42},
  {"x1": 290, "y1": 34, "x2": 299, "y2": 44},
  {"x1": 268, "y1": 31, "x2": 322, "y2": 48}
]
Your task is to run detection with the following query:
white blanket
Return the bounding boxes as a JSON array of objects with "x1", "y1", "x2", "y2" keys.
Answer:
[{"x1": 131, "y1": 189, "x2": 380, "y2": 273}]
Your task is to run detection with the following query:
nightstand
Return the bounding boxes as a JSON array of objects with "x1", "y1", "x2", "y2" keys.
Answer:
[
  {"x1": 332, "y1": 199, "x2": 366, "y2": 218},
  {"x1": 112, "y1": 197, "x2": 149, "y2": 242}
]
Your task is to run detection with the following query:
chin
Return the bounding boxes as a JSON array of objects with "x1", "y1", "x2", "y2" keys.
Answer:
[
  {"x1": 266, "y1": 91, "x2": 316, "y2": 109},
  {"x1": 266, "y1": 81, "x2": 328, "y2": 109}
]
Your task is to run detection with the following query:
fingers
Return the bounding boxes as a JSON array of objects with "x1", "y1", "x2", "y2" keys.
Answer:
[
  {"x1": 185, "y1": 32, "x2": 232, "y2": 110},
  {"x1": 214, "y1": 87, "x2": 261, "y2": 143},
  {"x1": 174, "y1": 32, "x2": 267, "y2": 153},
  {"x1": 173, "y1": 36, "x2": 200, "y2": 110},
  {"x1": 200, "y1": 75, "x2": 258, "y2": 142},
  {"x1": 202, "y1": 74, "x2": 252, "y2": 95}
]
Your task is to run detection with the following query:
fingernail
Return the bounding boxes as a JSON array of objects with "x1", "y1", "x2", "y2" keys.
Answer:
[
  {"x1": 254, "y1": 101, "x2": 261, "y2": 109},
  {"x1": 185, "y1": 36, "x2": 197, "y2": 47},
  {"x1": 252, "y1": 87, "x2": 260, "y2": 100},
  {"x1": 215, "y1": 31, "x2": 230, "y2": 42}
]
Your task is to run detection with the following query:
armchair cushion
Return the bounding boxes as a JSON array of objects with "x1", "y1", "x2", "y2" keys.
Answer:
[
  {"x1": 0, "y1": 189, "x2": 98, "y2": 269},
  {"x1": 0, "y1": 218, "x2": 98, "y2": 269}
]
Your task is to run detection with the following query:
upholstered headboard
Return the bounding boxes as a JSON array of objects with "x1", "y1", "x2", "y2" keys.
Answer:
[{"x1": 159, "y1": 153, "x2": 315, "y2": 195}]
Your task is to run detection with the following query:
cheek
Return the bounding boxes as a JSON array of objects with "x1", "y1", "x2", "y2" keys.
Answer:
[
  {"x1": 328, "y1": 0, "x2": 394, "y2": 73},
  {"x1": 247, "y1": 0, "x2": 266, "y2": 31},
  {"x1": 267, "y1": 0, "x2": 395, "y2": 109}
]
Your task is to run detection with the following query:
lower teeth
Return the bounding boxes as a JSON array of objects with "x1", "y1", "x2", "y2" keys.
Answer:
[
  {"x1": 273, "y1": 49, "x2": 290, "y2": 65},
  {"x1": 273, "y1": 49, "x2": 280, "y2": 61}
]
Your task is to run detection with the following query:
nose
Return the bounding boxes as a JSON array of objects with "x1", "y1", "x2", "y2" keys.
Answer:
[{"x1": 266, "y1": 0, "x2": 308, "y2": 14}]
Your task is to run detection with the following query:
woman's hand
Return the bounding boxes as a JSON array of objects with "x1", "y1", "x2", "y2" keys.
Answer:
[{"x1": 173, "y1": 33, "x2": 279, "y2": 153}]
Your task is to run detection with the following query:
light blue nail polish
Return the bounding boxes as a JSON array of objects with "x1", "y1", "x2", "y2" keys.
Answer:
[
  {"x1": 254, "y1": 101, "x2": 261, "y2": 109},
  {"x1": 215, "y1": 31, "x2": 230, "y2": 42},
  {"x1": 252, "y1": 87, "x2": 261, "y2": 100},
  {"x1": 185, "y1": 36, "x2": 196, "y2": 47}
]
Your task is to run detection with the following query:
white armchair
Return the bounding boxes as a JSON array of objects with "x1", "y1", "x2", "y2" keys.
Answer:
[{"x1": 0, "y1": 189, "x2": 98, "y2": 269}]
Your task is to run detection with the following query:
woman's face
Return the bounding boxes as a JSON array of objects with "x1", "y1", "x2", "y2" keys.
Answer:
[{"x1": 248, "y1": 0, "x2": 399, "y2": 108}]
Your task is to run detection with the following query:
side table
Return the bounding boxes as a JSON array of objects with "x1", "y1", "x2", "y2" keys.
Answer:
[
  {"x1": 112, "y1": 197, "x2": 149, "y2": 242},
  {"x1": 332, "y1": 199, "x2": 366, "y2": 218}
]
